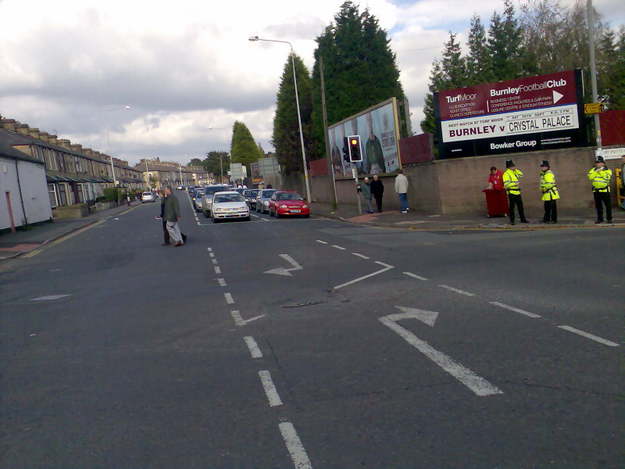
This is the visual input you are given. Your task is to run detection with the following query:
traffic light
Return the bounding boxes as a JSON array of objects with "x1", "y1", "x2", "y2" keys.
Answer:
[
  {"x1": 342, "y1": 137, "x2": 350, "y2": 162},
  {"x1": 347, "y1": 135, "x2": 362, "y2": 162}
]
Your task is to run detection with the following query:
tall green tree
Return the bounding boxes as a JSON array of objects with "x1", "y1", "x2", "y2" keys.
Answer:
[
  {"x1": 441, "y1": 32, "x2": 467, "y2": 88},
  {"x1": 421, "y1": 60, "x2": 445, "y2": 136},
  {"x1": 201, "y1": 151, "x2": 229, "y2": 176},
  {"x1": 488, "y1": 0, "x2": 524, "y2": 81},
  {"x1": 187, "y1": 158, "x2": 204, "y2": 167},
  {"x1": 230, "y1": 121, "x2": 263, "y2": 169},
  {"x1": 272, "y1": 54, "x2": 313, "y2": 174},
  {"x1": 466, "y1": 15, "x2": 493, "y2": 84},
  {"x1": 310, "y1": 1, "x2": 405, "y2": 158},
  {"x1": 609, "y1": 27, "x2": 625, "y2": 109}
]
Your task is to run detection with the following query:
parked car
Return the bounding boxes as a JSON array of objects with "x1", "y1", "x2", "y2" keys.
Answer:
[
  {"x1": 192, "y1": 188, "x2": 205, "y2": 211},
  {"x1": 141, "y1": 191, "x2": 157, "y2": 203},
  {"x1": 211, "y1": 191, "x2": 250, "y2": 223},
  {"x1": 255, "y1": 189, "x2": 277, "y2": 214},
  {"x1": 243, "y1": 189, "x2": 260, "y2": 209},
  {"x1": 269, "y1": 191, "x2": 310, "y2": 218},
  {"x1": 201, "y1": 185, "x2": 230, "y2": 217},
  {"x1": 176, "y1": 185, "x2": 184, "y2": 190}
]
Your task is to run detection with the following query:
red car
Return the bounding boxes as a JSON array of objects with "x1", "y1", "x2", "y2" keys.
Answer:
[{"x1": 269, "y1": 191, "x2": 310, "y2": 218}]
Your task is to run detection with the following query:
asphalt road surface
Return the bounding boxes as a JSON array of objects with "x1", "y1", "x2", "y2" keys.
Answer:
[{"x1": 1, "y1": 191, "x2": 623, "y2": 468}]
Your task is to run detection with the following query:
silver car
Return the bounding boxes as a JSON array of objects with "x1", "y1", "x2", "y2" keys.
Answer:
[
  {"x1": 256, "y1": 189, "x2": 276, "y2": 214},
  {"x1": 211, "y1": 191, "x2": 250, "y2": 223},
  {"x1": 201, "y1": 185, "x2": 230, "y2": 217}
]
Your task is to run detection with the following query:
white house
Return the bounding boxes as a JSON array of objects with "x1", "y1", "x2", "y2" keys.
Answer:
[{"x1": 0, "y1": 140, "x2": 52, "y2": 231}]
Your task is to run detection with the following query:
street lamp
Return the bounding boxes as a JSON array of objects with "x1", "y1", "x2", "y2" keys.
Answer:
[
  {"x1": 103, "y1": 104, "x2": 132, "y2": 187},
  {"x1": 248, "y1": 35, "x2": 312, "y2": 203}
]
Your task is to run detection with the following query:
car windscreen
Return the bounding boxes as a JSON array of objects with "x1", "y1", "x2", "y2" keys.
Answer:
[
  {"x1": 214, "y1": 194, "x2": 245, "y2": 203},
  {"x1": 261, "y1": 190, "x2": 276, "y2": 197},
  {"x1": 142, "y1": 192, "x2": 152, "y2": 196},
  {"x1": 194, "y1": 190, "x2": 205, "y2": 196},
  {"x1": 205, "y1": 186, "x2": 228, "y2": 195},
  {"x1": 245, "y1": 190, "x2": 259, "y2": 196},
  {"x1": 277, "y1": 193, "x2": 303, "y2": 201}
]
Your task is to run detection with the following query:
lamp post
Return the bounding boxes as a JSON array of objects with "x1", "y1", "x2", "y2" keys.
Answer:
[
  {"x1": 248, "y1": 35, "x2": 312, "y2": 203},
  {"x1": 586, "y1": 0, "x2": 602, "y2": 148},
  {"x1": 103, "y1": 104, "x2": 132, "y2": 187}
]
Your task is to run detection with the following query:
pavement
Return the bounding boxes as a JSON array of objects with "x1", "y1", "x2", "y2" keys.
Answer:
[
  {"x1": 1, "y1": 189, "x2": 623, "y2": 468},
  {"x1": 311, "y1": 201, "x2": 625, "y2": 231},
  {"x1": 0, "y1": 201, "x2": 144, "y2": 260}
]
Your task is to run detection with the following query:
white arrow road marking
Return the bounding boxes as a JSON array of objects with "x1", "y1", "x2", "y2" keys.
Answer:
[
  {"x1": 31, "y1": 294, "x2": 71, "y2": 302},
  {"x1": 379, "y1": 313, "x2": 503, "y2": 397},
  {"x1": 558, "y1": 325, "x2": 619, "y2": 347},
  {"x1": 243, "y1": 336, "x2": 263, "y2": 358},
  {"x1": 553, "y1": 89, "x2": 564, "y2": 104},
  {"x1": 279, "y1": 422, "x2": 313, "y2": 469},
  {"x1": 265, "y1": 254, "x2": 303, "y2": 277},
  {"x1": 258, "y1": 370, "x2": 283, "y2": 407},
  {"x1": 393, "y1": 306, "x2": 439, "y2": 327},
  {"x1": 231, "y1": 310, "x2": 266, "y2": 327},
  {"x1": 333, "y1": 261, "x2": 394, "y2": 290}
]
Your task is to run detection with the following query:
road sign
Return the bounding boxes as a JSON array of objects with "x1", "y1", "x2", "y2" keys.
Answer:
[{"x1": 584, "y1": 103, "x2": 603, "y2": 114}]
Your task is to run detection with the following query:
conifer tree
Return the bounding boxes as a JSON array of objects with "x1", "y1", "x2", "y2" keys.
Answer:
[
  {"x1": 230, "y1": 121, "x2": 263, "y2": 169},
  {"x1": 488, "y1": 0, "x2": 523, "y2": 80},
  {"x1": 466, "y1": 15, "x2": 493, "y2": 84}
]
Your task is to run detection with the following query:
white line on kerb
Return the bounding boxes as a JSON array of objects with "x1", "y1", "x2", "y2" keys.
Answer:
[
  {"x1": 438, "y1": 284, "x2": 475, "y2": 297},
  {"x1": 258, "y1": 370, "x2": 283, "y2": 407},
  {"x1": 558, "y1": 325, "x2": 619, "y2": 347},
  {"x1": 244, "y1": 336, "x2": 263, "y2": 358},
  {"x1": 217, "y1": 278, "x2": 227, "y2": 287},
  {"x1": 279, "y1": 422, "x2": 313, "y2": 469},
  {"x1": 352, "y1": 252, "x2": 370, "y2": 259},
  {"x1": 333, "y1": 261, "x2": 394, "y2": 290},
  {"x1": 331, "y1": 244, "x2": 346, "y2": 250},
  {"x1": 489, "y1": 301, "x2": 541, "y2": 319},
  {"x1": 214, "y1": 266, "x2": 221, "y2": 274},
  {"x1": 403, "y1": 272, "x2": 428, "y2": 281},
  {"x1": 224, "y1": 292, "x2": 234, "y2": 304},
  {"x1": 316, "y1": 239, "x2": 328, "y2": 244}
]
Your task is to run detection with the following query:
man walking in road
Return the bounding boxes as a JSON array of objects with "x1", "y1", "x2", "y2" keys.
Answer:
[
  {"x1": 360, "y1": 177, "x2": 373, "y2": 213},
  {"x1": 503, "y1": 160, "x2": 528, "y2": 225},
  {"x1": 158, "y1": 189, "x2": 186, "y2": 246},
  {"x1": 394, "y1": 169, "x2": 409, "y2": 214},
  {"x1": 588, "y1": 156, "x2": 613, "y2": 224},
  {"x1": 163, "y1": 186, "x2": 184, "y2": 246},
  {"x1": 539, "y1": 161, "x2": 559, "y2": 223},
  {"x1": 370, "y1": 174, "x2": 384, "y2": 213}
]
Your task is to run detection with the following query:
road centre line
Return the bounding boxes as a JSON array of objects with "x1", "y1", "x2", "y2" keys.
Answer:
[
  {"x1": 212, "y1": 259, "x2": 218, "y2": 265},
  {"x1": 214, "y1": 266, "x2": 222, "y2": 274},
  {"x1": 331, "y1": 244, "x2": 346, "y2": 250},
  {"x1": 258, "y1": 370, "x2": 283, "y2": 407},
  {"x1": 217, "y1": 278, "x2": 227, "y2": 287},
  {"x1": 351, "y1": 252, "x2": 370, "y2": 259},
  {"x1": 244, "y1": 336, "x2": 263, "y2": 358},
  {"x1": 316, "y1": 239, "x2": 328, "y2": 244},
  {"x1": 438, "y1": 284, "x2": 476, "y2": 297},
  {"x1": 333, "y1": 261, "x2": 394, "y2": 290},
  {"x1": 379, "y1": 316, "x2": 503, "y2": 397},
  {"x1": 558, "y1": 325, "x2": 619, "y2": 347},
  {"x1": 403, "y1": 272, "x2": 428, "y2": 281},
  {"x1": 279, "y1": 422, "x2": 313, "y2": 469},
  {"x1": 209, "y1": 252, "x2": 215, "y2": 258},
  {"x1": 224, "y1": 292, "x2": 234, "y2": 304},
  {"x1": 489, "y1": 301, "x2": 541, "y2": 319}
]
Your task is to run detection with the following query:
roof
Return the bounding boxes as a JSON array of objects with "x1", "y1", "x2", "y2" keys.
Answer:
[{"x1": 0, "y1": 136, "x2": 44, "y2": 165}]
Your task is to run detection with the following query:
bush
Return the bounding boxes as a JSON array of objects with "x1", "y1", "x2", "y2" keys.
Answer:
[{"x1": 103, "y1": 188, "x2": 122, "y2": 202}]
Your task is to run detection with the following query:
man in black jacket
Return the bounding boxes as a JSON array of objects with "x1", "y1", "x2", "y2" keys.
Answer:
[
  {"x1": 370, "y1": 174, "x2": 384, "y2": 213},
  {"x1": 158, "y1": 189, "x2": 186, "y2": 246}
]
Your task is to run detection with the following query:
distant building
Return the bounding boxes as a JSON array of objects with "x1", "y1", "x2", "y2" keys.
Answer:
[{"x1": 136, "y1": 158, "x2": 212, "y2": 188}]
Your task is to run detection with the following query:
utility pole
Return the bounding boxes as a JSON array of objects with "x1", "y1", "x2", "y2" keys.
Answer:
[
  {"x1": 145, "y1": 159, "x2": 149, "y2": 189},
  {"x1": 179, "y1": 164, "x2": 183, "y2": 186},
  {"x1": 219, "y1": 153, "x2": 223, "y2": 184},
  {"x1": 587, "y1": 0, "x2": 602, "y2": 148},
  {"x1": 320, "y1": 56, "x2": 338, "y2": 209}
]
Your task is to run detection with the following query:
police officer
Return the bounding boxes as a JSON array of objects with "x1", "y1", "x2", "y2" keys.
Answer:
[
  {"x1": 503, "y1": 160, "x2": 528, "y2": 225},
  {"x1": 587, "y1": 156, "x2": 613, "y2": 224},
  {"x1": 540, "y1": 160, "x2": 559, "y2": 223}
]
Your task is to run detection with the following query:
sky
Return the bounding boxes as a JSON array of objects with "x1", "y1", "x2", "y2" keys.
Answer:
[{"x1": 0, "y1": 0, "x2": 623, "y2": 166}]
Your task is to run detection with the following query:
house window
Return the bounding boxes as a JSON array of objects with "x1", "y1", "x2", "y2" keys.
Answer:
[
  {"x1": 48, "y1": 184, "x2": 58, "y2": 208},
  {"x1": 58, "y1": 183, "x2": 68, "y2": 206}
]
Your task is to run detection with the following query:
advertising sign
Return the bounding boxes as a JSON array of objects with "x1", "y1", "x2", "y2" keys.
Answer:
[
  {"x1": 435, "y1": 70, "x2": 587, "y2": 158},
  {"x1": 328, "y1": 98, "x2": 402, "y2": 177}
]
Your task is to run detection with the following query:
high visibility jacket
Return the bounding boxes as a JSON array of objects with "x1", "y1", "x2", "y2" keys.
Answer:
[
  {"x1": 587, "y1": 167, "x2": 612, "y2": 192},
  {"x1": 540, "y1": 170, "x2": 560, "y2": 201},
  {"x1": 503, "y1": 169, "x2": 523, "y2": 195}
]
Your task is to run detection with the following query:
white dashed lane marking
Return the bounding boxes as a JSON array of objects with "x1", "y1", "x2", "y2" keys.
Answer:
[
  {"x1": 351, "y1": 252, "x2": 370, "y2": 259},
  {"x1": 224, "y1": 292, "x2": 234, "y2": 304},
  {"x1": 217, "y1": 278, "x2": 227, "y2": 287},
  {"x1": 438, "y1": 284, "x2": 476, "y2": 297},
  {"x1": 258, "y1": 370, "x2": 283, "y2": 407},
  {"x1": 244, "y1": 336, "x2": 263, "y2": 358},
  {"x1": 316, "y1": 239, "x2": 328, "y2": 244},
  {"x1": 558, "y1": 325, "x2": 619, "y2": 347},
  {"x1": 214, "y1": 266, "x2": 222, "y2": 274},
  {"x1": 403, "y1": 272, "x2": 428, "y2": 281},
  {"x1": 489, "y1": 301, "x2": 541, "y2": 319},
  {"x1": 279, "y1": 422, "x2": 313, "y2": 469},
  {"x1": 331, "y1": 244, "x2": 346, "y2": 250}
]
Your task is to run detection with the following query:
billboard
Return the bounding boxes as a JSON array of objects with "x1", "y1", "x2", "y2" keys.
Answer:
[
  {"x1": 435, "y1": 70, "x2": 587, "y2": 158},
  {"x1": 328, "y1": 98, "x2": 402, "y2": 177}
]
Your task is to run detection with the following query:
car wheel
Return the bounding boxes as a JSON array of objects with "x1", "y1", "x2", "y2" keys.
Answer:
[
  {"x1": 212, "y1": 217, "x2": 220, "y2": 224},
  {"x1": 244, "y1": 216, "x2": 250, "y2": 221},
  {"x1": 204, "y1": 210, "x2": 209, "y2": 218},
  {"x1": 276, "y1": 212, "x2": 281, "y2": 218},
  {"x1": 304, "y1": 214, "x2": 310, "y2": 218}
]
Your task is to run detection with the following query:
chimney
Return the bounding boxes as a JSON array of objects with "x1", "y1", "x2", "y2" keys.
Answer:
[
  {"x1": 57, "y1": 139, "x2": 72, "y2": 150},
  {"x1": 39, "y1": 132, "x2": 50, "y2": 143},
  {"x1": 16, "y1": 124, "x2": 30, "y2": 136},
  {"x1": 47, "y1": 134, "x2": 59, "y2": 146},
  {"x1": 70, "y1": 143, "x2": 83, "y2": 154},
  {"x1": 83, "y1": 148, "x2": 96, "y2": 158},
  {"x1": 0, "y1": 119, "x2": 18, "y2": 132},
  {"x1": 28, "y1": 128, "x2": 41, "y2": 140}
]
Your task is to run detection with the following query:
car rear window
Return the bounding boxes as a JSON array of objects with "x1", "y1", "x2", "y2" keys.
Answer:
[
  {"x1": 277, "y1": 193, "x2": 302, "y2": 200},
  {"x1": 214, "y1": 194, "x2": 245, "y2": 203},
  {"x1": 261, "y1": 190, "x2": 276, "y2": 197},
  {"x1": 205, "y1": 186, "x2": 229, "y2": 195}
]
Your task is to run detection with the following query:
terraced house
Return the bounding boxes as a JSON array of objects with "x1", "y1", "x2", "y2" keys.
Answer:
[{"x1": 0, "y1": 118, "x2": 144, "y2": 212}]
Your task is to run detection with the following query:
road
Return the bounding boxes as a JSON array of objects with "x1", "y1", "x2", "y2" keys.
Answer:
[{"x1": 1, "y1": 190, "x2": 623, "y2": 468}]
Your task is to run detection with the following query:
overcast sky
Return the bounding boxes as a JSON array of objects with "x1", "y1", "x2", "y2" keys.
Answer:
[{"x1": 1, "y1": 0, "x2": 622, "y2": 166}]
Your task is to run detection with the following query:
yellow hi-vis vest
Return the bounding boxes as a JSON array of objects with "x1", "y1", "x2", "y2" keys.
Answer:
[
  {"x1": 587, "y1": 167, "x2": 612, "y2": 192},
  {"x1": 503, "y1": 168, "x2": 523, "y2": 195},
  {"x1": 540, "y1": 170, "x2": 560, "y2": 201}
]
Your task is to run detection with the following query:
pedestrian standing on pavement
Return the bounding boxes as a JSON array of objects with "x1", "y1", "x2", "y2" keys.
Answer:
[
  {"x1": 539, "y1": 160, "x2": 559, "y2": 224},
  {"x1": 587, "y1": 156, "x2": 613, "y2": 224},
  {"x1": 360, "y1": 177, "x2": 373, "y2": 213},
  {"x1": 163, "y1": 186, "x2": 184, "y2": 246},
  {"x1": 394, "y1": 169, "x2": 409, "y2": 214},
  {"x1": 370, "y1": 174, "x2": 384, "y2": 213},
  {"x1": 503, "y1": 160, "x2": 528, "y2": 225}
]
